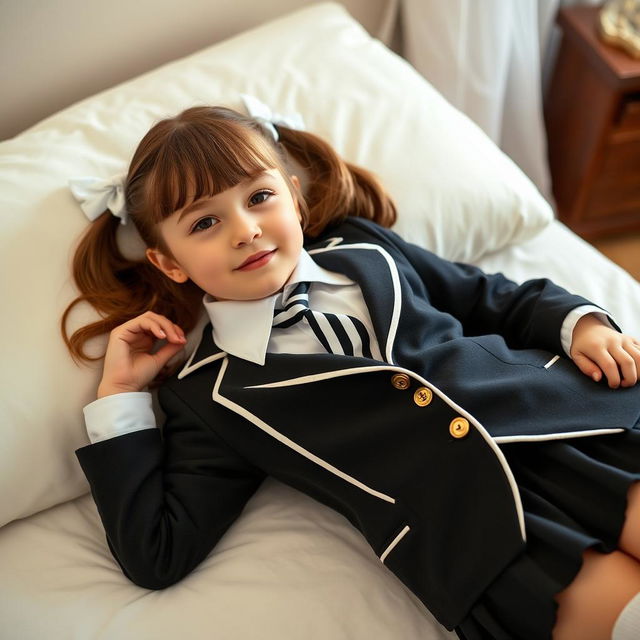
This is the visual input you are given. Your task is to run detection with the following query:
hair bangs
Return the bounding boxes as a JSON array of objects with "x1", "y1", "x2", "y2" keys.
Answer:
[{"x1": 144, "y1": 119, "x2": 281, "y2": 223}]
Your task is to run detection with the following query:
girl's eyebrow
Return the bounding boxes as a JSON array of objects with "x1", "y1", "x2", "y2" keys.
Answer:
[
  {"x1": 178, "y1": 199, "x2": 211, "y2": 223},
  {"x1": 177, "y1": 170, "x2": 273, "y2": 223}
]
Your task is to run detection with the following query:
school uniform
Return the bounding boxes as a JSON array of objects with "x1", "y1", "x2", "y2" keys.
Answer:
[{"x1": 76, "y1": 217, "x2": 640, "y2": 639}]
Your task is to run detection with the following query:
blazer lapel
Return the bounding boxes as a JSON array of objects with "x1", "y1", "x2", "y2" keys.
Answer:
[
  {"x1": 310, "y1": 241, "x2": 401, "y2": 363},
  {"x1": 177, "y1": 324, "x2": 225, "y2": 379}
]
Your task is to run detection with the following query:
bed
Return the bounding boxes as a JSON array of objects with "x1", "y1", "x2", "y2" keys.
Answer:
[{"x1": 1, "y1": 3, "x2": 639, "y2": 638}]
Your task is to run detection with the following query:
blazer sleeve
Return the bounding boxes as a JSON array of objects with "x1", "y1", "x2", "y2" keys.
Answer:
[
  {"x1": 75, "y1": 383, "x2": 266, "y2": 590},
  {"x1": 370, "y1": 221, "x2": 603, "y2": 353}
]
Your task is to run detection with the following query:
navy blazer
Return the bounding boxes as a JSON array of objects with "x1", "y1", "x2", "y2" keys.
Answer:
[{"x1": 76, "y1": 218, "x2": 640, "y2": 630}]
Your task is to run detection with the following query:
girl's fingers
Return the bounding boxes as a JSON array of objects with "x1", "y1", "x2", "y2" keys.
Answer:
[
  {"x1": 575, "y1": 350, "x2": 622, "y2": 388},
  {"x1": 624, "y1": 338, "x2": 640, "y2": 359},
  {"x1": 572, "y1": 352, "x2": 603, "y2": 383},
  {"x1": 573, "y1": 335, "x2": 640, "y2": 389},
  {"x1": 616, "y1": 340, "x2": 639, "y2": 387},
  {"x1": 141, "y1": 311, "x2": 185, "y2": 342},
  {"x1": 598, "y1": 350, "x2": 622, "y2": 388},
  {"x1": 152, "y1": 340, "x2": 186, "y2": 369},
  {"x1": 100, "y1": 313, "x2": 187, "y2": 395},
  {"x1": 139, "y1": 319, "x2": 166, "y2": 341},
  {"x1": 145, "y1": 314, "x2": 186, "y2": 344},
  {"x1": 120, "y1": 313, "x2": 186, "y2": 345}
]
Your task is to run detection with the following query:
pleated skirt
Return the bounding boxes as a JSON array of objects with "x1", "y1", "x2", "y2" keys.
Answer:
[{"x1": 456, "y1": 427, "x2": 640, "y2": 640}]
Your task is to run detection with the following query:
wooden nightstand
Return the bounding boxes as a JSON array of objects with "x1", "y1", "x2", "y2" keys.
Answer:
[{"x1": 544, "y1": 5, "x2": 640, "y2": 239}]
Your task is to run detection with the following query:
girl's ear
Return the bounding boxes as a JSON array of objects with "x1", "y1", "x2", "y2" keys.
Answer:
[{"x1": 145, "y1": 248, "x2": 189, "y2": 283}]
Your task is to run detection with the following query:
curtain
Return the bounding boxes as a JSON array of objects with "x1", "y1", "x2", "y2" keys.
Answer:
[{"x1": 399, "y1": 0, "x2": 602, "y2": 203}]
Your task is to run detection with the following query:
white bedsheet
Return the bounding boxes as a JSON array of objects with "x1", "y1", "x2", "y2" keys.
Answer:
[
  {"x1": 476, "y1": 221, "x2": 640, "y2": 338},
  {"x1": 1, "y1": 221, "x2": 638, "y2": 640}
]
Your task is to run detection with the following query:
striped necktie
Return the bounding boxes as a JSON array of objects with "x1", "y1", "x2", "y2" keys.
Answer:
[{"x1": 272, "y1": 281, "x2": 374, "y2": 359}]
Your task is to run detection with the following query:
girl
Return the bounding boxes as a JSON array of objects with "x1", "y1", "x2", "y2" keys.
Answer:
[{"x1": 63, "y1": 103, "x2": 640, "y2": 640}]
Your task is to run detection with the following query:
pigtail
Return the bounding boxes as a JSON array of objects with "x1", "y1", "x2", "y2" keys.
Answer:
[
  {"x1": 61, "y1": 211, "x2": 202, "y2": 365},
  {"x1": 276, "y1": 126, "x2": 397, "y2": 237}
]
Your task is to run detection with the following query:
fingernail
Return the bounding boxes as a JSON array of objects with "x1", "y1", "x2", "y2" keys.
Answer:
[
  {"x1": 592, "y1": 373, "x2": 599, "y2": 381},
  {"x1": 159, "y1": 330, "x2": 166, "y2": 338}
]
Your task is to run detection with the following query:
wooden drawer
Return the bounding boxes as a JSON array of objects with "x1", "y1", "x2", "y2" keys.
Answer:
[
  {"x1": 598, "y1": 134, "x2": 640, "y2": 180},
  {"x1": 584, "y1": 129, "x2": 640, "y2": 220},
  {"x1": 585, "y1": 178, "x2": 640, "y2": 220},
  {"x1": 616, "y1": 95, "x2": 640, "y2": 131}
]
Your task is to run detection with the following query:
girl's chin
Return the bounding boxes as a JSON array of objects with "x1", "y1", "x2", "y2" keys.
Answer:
[{"x1": 211, "y1": 284, "x2": 288, "y2": 302}]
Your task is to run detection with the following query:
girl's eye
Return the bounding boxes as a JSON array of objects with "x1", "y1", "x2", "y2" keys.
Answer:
[
  {"x1": 249, "y1": 189, "x2": 274, "y2": 206},
  {"x1": 191, "y1": 216, "x2": 218, "y2": 234}
]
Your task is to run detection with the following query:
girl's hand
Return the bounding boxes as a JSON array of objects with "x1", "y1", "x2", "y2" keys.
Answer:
[
  {"x1": 570, "y1": 314, "x2": 640, "y2": 388},
  {"x1": 97, "y1": 311, "x2": 187, "y2": 398}
]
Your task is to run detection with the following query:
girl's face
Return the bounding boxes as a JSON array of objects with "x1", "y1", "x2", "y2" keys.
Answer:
[{"x1": 146, "y1": 168, "x2": 304, "y2": 301}]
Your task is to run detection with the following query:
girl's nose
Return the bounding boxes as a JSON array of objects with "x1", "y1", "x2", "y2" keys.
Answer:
[{"x1": 231, "y1": 212, "x2": 262, "y2": 247}]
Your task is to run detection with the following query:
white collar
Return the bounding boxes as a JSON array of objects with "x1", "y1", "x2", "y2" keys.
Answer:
[{"x1": 202, "y1": 249, "x2": 353, "y2": 364}]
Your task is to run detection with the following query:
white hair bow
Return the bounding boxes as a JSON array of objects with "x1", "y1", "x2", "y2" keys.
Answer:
[
  {"x1": 240, "y1": 94, "x2": 305, "y2": 141},
  {"x1": 68, "y1": 173, "x2": 128, "y2": 225}
]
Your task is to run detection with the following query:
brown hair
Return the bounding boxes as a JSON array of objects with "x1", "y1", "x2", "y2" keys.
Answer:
[{"x1": 61, "y1": 105, "x2": 396, "y2": 369}]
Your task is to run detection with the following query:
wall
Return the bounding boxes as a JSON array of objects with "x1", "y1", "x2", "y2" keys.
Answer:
[{"x1": 0, "y1": 0, "x2": 398, "y2": 140}]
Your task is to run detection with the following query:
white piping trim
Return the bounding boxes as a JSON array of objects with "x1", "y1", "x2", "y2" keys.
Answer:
[
  {"x1": 380, "y1": 525, "x2": 410, "y2": 563},
  {"x1": 309, "y1": 243, "x2": 402, "y2": 365},
  {"x1": 213, "y1": 357, "x2": 397, "y2": 505},
  {"x1": 246, "y1": 364, "x2": 408, "y2": 389},
  {"x1": 494, "y1": 428, "x2": 625, "y2": 444},
  {"x1": 178, "y1": 349, "x2": 226, "y2": 379},
  {"x1": 544, "y1": 355, "x2": 560, "y2": 369},
  {"x1": 178, "y1": 341, "x2": 201, "y2": 377},
  {"x1": 243, "y1": 361, "x2": 526, "y2": 542}
]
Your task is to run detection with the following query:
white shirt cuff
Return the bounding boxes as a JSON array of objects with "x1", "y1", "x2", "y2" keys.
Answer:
[
  {"x1": 561, "y1": 305, "x2": 613, "y2": 357},
  {"x1": 83, "y1": 392, "x2": 157, "y2": 444}
]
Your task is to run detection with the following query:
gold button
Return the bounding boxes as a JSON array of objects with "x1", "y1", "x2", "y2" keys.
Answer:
[
  {"x1": 391, "y1": 373, "x2": 410, "y2": 390},
  {"x1": 449, "y1": 417, "x2": 470, "y2": 439},
  {"x1": 413, "y1": 387, "x2": 433, "y2": 407}
]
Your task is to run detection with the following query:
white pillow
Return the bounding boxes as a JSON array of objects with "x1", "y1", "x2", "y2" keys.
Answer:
[{"x1": 0, "y1": 1, "x2": 552, "y2": 527}]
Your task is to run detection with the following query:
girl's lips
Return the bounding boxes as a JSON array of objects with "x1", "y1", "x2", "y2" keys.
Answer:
[{"x1": 235, "y1": 249, "x2": 276, "y2": 271}]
